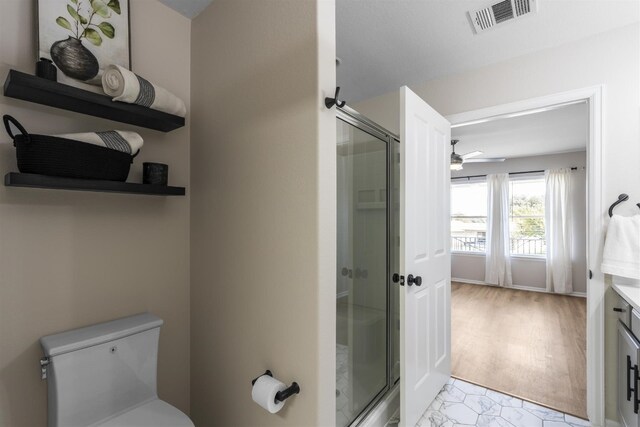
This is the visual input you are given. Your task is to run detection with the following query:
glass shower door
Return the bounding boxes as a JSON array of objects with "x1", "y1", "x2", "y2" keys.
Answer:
[{"x1": 336, "y1": 118, "x2": 388, "y2": 427}]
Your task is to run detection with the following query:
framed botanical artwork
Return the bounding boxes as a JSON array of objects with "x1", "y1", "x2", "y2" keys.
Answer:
[{"x1": 37, "y1": 0, "x2": 131, "y2": 91}]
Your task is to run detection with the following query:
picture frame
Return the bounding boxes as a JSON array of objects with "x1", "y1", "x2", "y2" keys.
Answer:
[{"x1": 37, "y1": 0, "x2": 131, "y2": 91}]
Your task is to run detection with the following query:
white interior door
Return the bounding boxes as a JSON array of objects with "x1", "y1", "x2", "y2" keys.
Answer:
[{"x1": 399, "y1": 86, "x2": 451, "y2": 427}]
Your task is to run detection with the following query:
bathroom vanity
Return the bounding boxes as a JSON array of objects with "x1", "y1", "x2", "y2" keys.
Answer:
[{"x1": 614, "y1": 283, "x2": 640, "y2": 427}]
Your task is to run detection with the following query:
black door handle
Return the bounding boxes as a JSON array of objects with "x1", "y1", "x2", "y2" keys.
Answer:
[
  {"x1": 628, "y1": 355, "x2": 633, "y2": 401},
  {"x1": 634, "y1": 361, "x2": 640, "y2": 414},
  {"x1": 627, "y1": 355, "x2": 638, "y2": 408},
  {"x1": 614, "y1": 307, "x2": 627, "y2": 313},
  {"x1": 407, "y1": 274, "x2": 422, "y2": 286}
]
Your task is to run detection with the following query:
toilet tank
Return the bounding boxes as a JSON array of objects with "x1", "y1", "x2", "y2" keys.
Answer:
[{"x1": 40, "y1": 313, "x2": 164, "y2": 427}]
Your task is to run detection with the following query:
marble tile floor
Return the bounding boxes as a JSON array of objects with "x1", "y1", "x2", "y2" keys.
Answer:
[
  {"x1": 416, "y1": 378, "x2": 590, "y2": 427},
  {"x1": 336, "y1": 343, "x2": 353, "y2": 426}
]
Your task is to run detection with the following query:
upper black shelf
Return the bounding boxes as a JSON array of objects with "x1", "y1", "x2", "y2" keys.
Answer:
[{"x1": 3, "y1": 70, "x2": 185, "y2": 132}]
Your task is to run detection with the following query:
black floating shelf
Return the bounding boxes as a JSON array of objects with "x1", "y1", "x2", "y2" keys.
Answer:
[
  {"x1": 3, "y1": 70, "x2": 185, "y2": 132},
  {"x1": 5, "y1": 173, "x2": 185, "y2": 196}
]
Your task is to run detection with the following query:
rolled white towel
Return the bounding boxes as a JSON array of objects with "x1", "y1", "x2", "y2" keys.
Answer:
[
  {"x1": 601, "y1": 214, "x2": 640, "y2": 280},
  {"x1": 55, "y1": 131, "x2": 143, "y2": 155},
  {"x1": 102, "y1": 64, "x2": 187, "y2": 117}
]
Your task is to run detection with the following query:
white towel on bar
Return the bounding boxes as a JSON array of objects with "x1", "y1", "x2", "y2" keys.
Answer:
[
  {"x1": 55, "y1": 131, "x2": 143, "y2": 155},
  {"x1": 101, "y1": 64, "x2": 187, "y2": 117},
  {"x1": 601, "y1": 214, "x2": 640, "y2": 280}
]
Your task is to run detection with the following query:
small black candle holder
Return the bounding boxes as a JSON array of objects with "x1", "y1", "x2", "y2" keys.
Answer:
[
  {"x1": 143, "y1": 162, "x2": 169, "y2": 186},
  {"x1": 36, "y1": 58, "x2": 57, "y2": 81}
]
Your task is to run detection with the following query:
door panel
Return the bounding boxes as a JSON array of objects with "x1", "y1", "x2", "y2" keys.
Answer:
[
  {"x1": 415, "y1": 288, "x2": 430, "y2": 381},
  {"x1": 431, "y1": 128, "x2": 447, "y2": 257},
  {"x1": 435, "y1": 279, "x2": 446, "y2": 365},
  {"x1": 400, "y1": 86, "x2": 451, "y2": 427}
]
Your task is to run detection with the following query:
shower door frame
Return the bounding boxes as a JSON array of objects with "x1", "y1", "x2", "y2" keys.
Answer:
[{"x1": 337, "y1": 105, "x2": 400, "y2": 427}]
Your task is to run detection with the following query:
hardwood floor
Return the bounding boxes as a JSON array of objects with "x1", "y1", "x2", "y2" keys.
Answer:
[{"x1": 451, "y1": 281, "x2": 587, "y2": 419}]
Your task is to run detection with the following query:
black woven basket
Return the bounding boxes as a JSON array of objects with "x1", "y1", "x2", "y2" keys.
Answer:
[{"x1": 3, "y1": 115, "x2": 137, "y2": 182}]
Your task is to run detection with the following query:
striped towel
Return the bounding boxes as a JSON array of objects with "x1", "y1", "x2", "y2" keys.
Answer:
[
  {"x1": 54, "y1": 131, "x2": 143, "y2": 155},
  {"x1": 102, "y1": 65, "x2": 187, "y2": 117}
]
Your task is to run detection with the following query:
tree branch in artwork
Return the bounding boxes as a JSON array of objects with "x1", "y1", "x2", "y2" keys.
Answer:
[{"x1": 55, "y1": 0, "x2": 120, "y2": 46}]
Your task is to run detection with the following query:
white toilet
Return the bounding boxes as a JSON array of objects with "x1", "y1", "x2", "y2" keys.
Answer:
[{"x1": 40, "y1": 313, "x2": 194, "y2": 427}]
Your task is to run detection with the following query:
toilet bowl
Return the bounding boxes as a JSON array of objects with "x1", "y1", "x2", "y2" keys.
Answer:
[{"x1": 40, "y1": 313, "x2": 194, "y2": 427}]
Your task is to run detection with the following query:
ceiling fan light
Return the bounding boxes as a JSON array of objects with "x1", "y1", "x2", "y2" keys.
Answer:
[{"x1": 450, "y1": 139, "x2": 464, "y2": 170}]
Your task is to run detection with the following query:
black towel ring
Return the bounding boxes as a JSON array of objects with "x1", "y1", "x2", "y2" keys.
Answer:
[{"x1": 609, "y1": 193, "x2": 630, "y2": 217}]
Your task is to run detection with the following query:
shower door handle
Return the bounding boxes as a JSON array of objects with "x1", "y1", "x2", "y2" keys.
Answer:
[{"x1": 392, "y1": 273, "x2": 405, "y2": 286}]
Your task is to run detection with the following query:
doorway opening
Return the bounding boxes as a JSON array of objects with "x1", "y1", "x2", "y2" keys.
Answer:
[
  {"x1": 443, "y1": 88, "x2": 604, "y2": 426},
  {"x1": 450, "y1": 101, "x2": 588, "y2": 418}
]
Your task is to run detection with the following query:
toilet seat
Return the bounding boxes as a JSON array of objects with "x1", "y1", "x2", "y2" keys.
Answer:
[{"x1": 97, "y1": 399, "x2": 194, "y2": 427}]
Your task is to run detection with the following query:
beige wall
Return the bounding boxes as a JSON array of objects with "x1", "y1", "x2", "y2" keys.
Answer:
[
  {"x1": 190, "y1": 0, "x2": 336, "y2": 426},
  {"x1": 354, "y1": 23, "x2": 640, "y2": 421},
  {"x1": 0, "y1": 1, "x2": 191, "y2": 426}
]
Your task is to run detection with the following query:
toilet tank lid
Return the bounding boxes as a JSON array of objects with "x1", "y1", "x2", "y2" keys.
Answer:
[{"x1": 40, "y1": 313, "x2": 163, "y2": 357}]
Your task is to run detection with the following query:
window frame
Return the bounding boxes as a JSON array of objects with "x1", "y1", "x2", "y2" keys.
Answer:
[{"x1": 450, "y1": 174, "x2": 547, "y2": 258}]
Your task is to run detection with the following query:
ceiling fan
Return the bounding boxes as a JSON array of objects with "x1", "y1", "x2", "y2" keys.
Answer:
[{"x1": 450, "y1": 139, "x2": 505, "y2": 171}]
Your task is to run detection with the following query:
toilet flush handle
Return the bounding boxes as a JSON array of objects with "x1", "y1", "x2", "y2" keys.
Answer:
[{"x1": 40, "y1": 357, "x2": 50, "y2": 380}]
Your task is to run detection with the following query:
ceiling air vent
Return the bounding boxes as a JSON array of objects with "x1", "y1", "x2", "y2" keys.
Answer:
[{"x1": 469, "y1": 0, "x2": 538, "y2": 34}]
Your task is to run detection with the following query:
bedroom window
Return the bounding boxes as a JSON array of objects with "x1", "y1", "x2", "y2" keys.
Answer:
[
  {"x1": 509, "y1": 177, "x2": 546, "y2": 256},
  {"x1": 451, "y1": 181, "x2": 487, "y2": 253}
]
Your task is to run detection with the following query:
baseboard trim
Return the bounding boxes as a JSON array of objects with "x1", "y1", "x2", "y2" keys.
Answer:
[
  {"x1": 452, "y1": 277, "x2": 587, "y2": 298},
  {"x1": 605, "y1": 419, "x2": 621, "y2": 427}
]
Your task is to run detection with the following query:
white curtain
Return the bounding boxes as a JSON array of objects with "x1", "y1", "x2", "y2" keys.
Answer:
[
  {"x1": 485, "y1": 173, "x2": 512, "y2": 287},
  {"x1": 545, "y1": 169, "x2": 573, "y2": 293}
]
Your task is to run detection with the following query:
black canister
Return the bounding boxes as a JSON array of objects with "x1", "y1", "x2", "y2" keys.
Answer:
[
  {"x1": 143, "y1": 162, "x2": 169, "y2": 185},
  {"x1": 36, "y1": 58, "x2": 57, "y2": 81}
]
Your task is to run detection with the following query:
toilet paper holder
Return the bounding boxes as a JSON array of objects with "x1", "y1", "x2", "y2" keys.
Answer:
[{"x1": 251, "y1": 370, "x2": 300, "y2": 403}]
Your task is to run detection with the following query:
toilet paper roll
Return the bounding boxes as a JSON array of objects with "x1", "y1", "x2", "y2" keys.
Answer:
[{"x1": 251, "y1": 375, "x2": 287, "y2": 414}]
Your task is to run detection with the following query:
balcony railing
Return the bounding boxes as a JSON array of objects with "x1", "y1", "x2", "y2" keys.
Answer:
[
  {"x1": 452, "y1": 236, "x2": 486, "y2": 253},
  {"x1": 451, "y1": 236, "x2": 546, "y2": 256}
]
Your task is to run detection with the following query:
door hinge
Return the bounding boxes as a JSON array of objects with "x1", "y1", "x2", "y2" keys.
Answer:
[{"x1": 589, "y1": 269, "x2": 593, "y2": 279}]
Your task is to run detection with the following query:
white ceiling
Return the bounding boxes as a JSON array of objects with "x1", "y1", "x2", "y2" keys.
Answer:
[
  {"x1": 158, "y1": 0, "x2": 213, "y2": 18},
  {"x1": 337, "y1": 0, "x2": 640, "y2": 102},
  {"x1": 451, "y1": 102, "x2": 587, "y2": 159}
]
